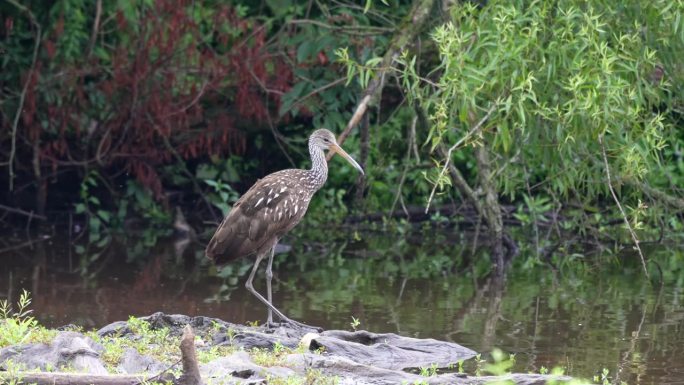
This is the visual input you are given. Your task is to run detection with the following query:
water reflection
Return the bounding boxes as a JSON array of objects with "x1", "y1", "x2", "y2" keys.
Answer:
[{"x1": 0, "y1": 229, "x2": 683, "y2": 384}]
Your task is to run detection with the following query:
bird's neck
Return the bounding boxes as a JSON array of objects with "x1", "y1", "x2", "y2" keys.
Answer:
[{"x1": 308, "y1": 142, "x2": 328, "y2": 190}]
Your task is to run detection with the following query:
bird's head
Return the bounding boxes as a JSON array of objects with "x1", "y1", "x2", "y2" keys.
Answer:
[{"x1": 310, "y1": 129, "x2": 364, "y2": 175}]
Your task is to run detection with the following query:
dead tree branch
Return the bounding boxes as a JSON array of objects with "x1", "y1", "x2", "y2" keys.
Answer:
[{"x1": 329, "y1": 0, "x2": 435, "y2": 159}]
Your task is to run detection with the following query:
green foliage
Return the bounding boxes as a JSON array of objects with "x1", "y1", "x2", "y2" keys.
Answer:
[
  {"x1": 0, "y1": 290, "x2": 37, "y2": 347},
  {"x1": 195, "y1": 155, "x2": 256, "y2": 214},
  {"x1": 123, "y1": 181, "x2": 172, "y2": 227},
  {"x1": 203, "y1": 178, "x2": 240, "y2": 216},
  {"x1": 0, "y1": 290, "x2": 54, "y2": 347},
  {"x1": 349, "y1": 316, "x2": 361, "y2": 331},
  {"x1": 75, "y1": 171, "x2": 112, "y2": 244},
  {"x1": 483, "y1": 349, "x2": 515, "y2": 377},
  {"x1": 251, "y1": 341, "x2": 293, "y2": 367},
  {"x1": 397, "y1": 0, "x2": 684, "y2": 233},
  {"x1": 95, "y1": 316, "x2": 179, "y2": 368},
  {"x1": 418, "y1": 363, "x2": 438, "y2": 377}
]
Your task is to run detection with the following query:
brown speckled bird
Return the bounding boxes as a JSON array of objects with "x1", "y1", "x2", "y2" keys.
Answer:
[{"x1": 206, "y1": 129, "x2": 364, "y2": 328}]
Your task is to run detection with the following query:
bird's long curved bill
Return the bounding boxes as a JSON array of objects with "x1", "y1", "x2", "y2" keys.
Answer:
[{"x1": 331, "y1": 144, "x2": 365, "y2": 175}]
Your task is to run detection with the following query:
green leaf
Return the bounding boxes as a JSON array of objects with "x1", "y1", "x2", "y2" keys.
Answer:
[
  {"x1": 297, "y1": 41, "x2": 315, "y2": 63},
  {"x1": 74, "y1": 203, "x2": 86, "y2": 214},
  {"x1": 97, "y1": 210, "x2": 111, "y2": 223}
]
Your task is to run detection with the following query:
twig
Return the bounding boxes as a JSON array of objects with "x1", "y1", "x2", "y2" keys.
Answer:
[
  {"x1": 0, "y1": 204, "x2": 46, "y2": 220},
  {"x1": 134, "y1": 358, "x2": 181, "y2": 385},
  {"x1": 288, "y1": 19, "x2": 394, "y2": 34},
  {"x1": 0, "y1": 235, "x2": 50, "y2": 254},
  {"x1": 425, "y1": 102, "x2": 498, "y2": 213},
  {"x1": 291, "y1": 77, "x2": 346, "y2": 110},
  {"x1": 598, "y1": 134, "x2": 648, "y2": 276},
  {"x1": 265, "y1": 104, "x2": 296, "y2": 168},
  {"x1": 150, "y1": 117, "x2": 219, "y2": 221},
  {"x1": 524, "y1": 164, "x2": 540, "y2": 259},
  {"x1": 247, "y1": 66, "x2": 285, "y2": 96},
  {"x1": 6, "y1": 0, "x2": 42, "y2": 191},
  {"x1": 88, "y1": 0, "x2": 102, "y2": 57},
  {"x1": 390, "y1": 115, "x2": 418, "y2": 217},
  {"x1": 330, "y1": 0, "x2": 399, "y2": 26},
  {"x1": 160, "y1": 81, "x2": 209, "y2": 119}
]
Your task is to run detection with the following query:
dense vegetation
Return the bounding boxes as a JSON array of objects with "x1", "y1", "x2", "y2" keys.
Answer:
[{"x1": 1, "y1": 0, "x2": 683, "y2": 263}]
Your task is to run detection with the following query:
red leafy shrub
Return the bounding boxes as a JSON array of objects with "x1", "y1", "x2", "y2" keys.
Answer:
[{"x1": 5, "y1": 0, "x2": 292, "y2": 203}]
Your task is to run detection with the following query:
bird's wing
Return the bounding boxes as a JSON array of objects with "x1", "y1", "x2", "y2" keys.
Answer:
[{"x1": 205, "y1": 174, "x2": 303, "y2": 264}]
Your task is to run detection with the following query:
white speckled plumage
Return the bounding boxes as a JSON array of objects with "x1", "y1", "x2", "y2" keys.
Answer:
[
  {"x1": 205, "y1": 128, "x2": 363, "y2": 265},
  {"x1": 204, "y1": 129, "x2": 363, "y2": 327}
]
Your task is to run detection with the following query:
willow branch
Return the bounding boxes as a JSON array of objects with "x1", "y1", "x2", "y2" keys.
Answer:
[
  {"x1": 599, "y1": 134, "x2": 648, "y2": 276},
  {"x1": 425, "y1": 102, "x2": 497, "y2": 213}
]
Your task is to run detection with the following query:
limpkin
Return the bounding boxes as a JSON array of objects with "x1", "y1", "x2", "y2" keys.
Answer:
[{"x1": 205, "y1": 129, "x2": 364, "y2": 328}]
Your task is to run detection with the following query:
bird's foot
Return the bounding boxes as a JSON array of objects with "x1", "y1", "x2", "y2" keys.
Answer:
[{"x1": 267, "y1": 318, "x2": 322, "y2": 333}]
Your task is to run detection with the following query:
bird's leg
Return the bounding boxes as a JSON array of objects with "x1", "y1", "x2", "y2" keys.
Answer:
[
  {"x1": 265, "y1": 245, "x2": 275, "y2": 324},
  {"x1": 245, "y1": 253, "x2": 320, "y2": 332}
]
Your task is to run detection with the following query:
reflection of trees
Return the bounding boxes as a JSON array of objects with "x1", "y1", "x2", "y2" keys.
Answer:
[
  {"x1": 446, "y1": 273, "x2": 505, "y2": 352},
  {"x1": 0, "y1": 233, "x2": 246, "y2": 328},
  {"x1": 2, "y1": 231, "x2": 684, "y2": 383}
]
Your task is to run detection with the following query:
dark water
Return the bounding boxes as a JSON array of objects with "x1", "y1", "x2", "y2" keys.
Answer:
[{"x1": 1, "y1": 227, "x2": 683, "y2": 384}]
